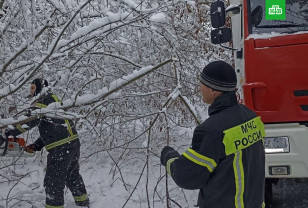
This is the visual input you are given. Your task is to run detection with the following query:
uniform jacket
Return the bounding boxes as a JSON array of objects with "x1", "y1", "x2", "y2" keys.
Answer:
[
  {"x1": 165, "y1": 92, "x2": 265, "y2": 208},
  {"x1": 8, "y1": 92, "x2": 78, "y2": 151}
]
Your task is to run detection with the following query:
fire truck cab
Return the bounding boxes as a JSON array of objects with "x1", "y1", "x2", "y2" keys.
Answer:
[{"x1": 210, "y1": 0, "x2": 308, "y2": 206}]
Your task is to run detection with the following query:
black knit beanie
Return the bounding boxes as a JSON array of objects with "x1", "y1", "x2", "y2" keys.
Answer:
[
  {"x1": 200, "y1": 61, "x2": 237, "y2": 92},
  {"x1": 31, "y1": 78, "x2": 48, "y2": 96}
]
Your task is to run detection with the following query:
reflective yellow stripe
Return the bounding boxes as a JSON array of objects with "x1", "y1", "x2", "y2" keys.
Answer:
[
  {"x1": 45, "y1": 135, "x2": 78, "y2": 150},
  {"x1": 234, "y1": 150, "x2": 244, "y2": 208},
  {"x1": 36, "y1": 103, "x2": 47, "y2": 108},
  {"x1": 73, "y1": 194, "x2": 89, "y2": 202},
  {"x1": 182, "y1": 148, "x2": 217, "y2": 172},
  {"x1": 223, "y1": 116, "x2": 265, "y2": 156},
  {"x1": 16, "y1": 124, "x2": 27, "y2": 133},
  {"x1": 45, "y1": 204, "x2": 64, "y2": 208},
  {"x1": 166, "y1": 157, "x2": 178, "y2": 176},
  {"x1": 51, "y1": 94, "x2": 61, "y2": 102},
  {"x1": 262, "y1": 201, "x2": 265, "y2": 208},
  {"x1": 65, "y1": 119, "x2": 74, "y2": 137},
  {"x1": 36, "y1": 95, "x2": 60, "y2": 109},
  {"x1": 51, "y1": 94, "x2": 74, "y2": 137}
]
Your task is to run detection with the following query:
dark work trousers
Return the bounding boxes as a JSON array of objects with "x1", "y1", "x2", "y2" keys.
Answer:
[{"x1": 44, "y1": 139, "x2": 88, "y2": 207}]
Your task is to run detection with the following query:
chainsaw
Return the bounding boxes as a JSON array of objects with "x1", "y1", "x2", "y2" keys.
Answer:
[{"x1": 0, "y1": 136, "x2": 35, "y2": 157}]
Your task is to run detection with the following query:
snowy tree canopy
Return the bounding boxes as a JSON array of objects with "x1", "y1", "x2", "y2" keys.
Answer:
[{"x1": 0, "y1": 0, "x2": 231, "y2": 207}]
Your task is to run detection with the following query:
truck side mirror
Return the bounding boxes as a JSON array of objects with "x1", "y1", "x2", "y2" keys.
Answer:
[
  {"x1": 226, "y1": 5, "x2": 241, "y2": 17},
  {"x1": 210, "y1": 1, "x2": 226, "y2": 28},
  {"x1": 211, "y1": 28, "x2": 232, "y2": 44},
  {"x1": 251, "y1": 6, "x2": 263, "y2": 27}
]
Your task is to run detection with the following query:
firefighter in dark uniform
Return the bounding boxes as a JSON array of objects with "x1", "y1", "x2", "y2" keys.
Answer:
[
  {"x1": 160, "y1": 61, "x2": 265, "y2": 208},
  {"x1": 5, "y1": 78, "x2": 90, "y2": 208}
]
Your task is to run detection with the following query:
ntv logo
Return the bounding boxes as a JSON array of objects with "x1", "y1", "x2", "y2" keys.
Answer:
[
  {"x1": 266, "y1": 0, "x2": 286, "y2": 20},
  {"x1": 269, "y1": 5, "x2": 282, "y2": 15}
]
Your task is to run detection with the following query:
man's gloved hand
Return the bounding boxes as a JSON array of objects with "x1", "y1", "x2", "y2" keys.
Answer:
[
  {"x1": 24, "y1": 144, "x2": 35, "y2": 153},
  {"x1": 25, "y1": 110, "x2": 31, "y2": 117},
  {"x1": 5, "y1": 129, "x2": 12, "y2": 137},
  {"x1": 160, "y1": 146, "x2": 180, "y2": 166}
]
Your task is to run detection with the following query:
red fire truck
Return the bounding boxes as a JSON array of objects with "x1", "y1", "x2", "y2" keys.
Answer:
[{"x1": 210, "y1": 0, "x2": 308, "y2": 206}]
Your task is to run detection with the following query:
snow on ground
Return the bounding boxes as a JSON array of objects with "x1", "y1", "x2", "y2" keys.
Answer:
[{"x1": 0, "y1": 126, "x2": 198, "y2": 208}]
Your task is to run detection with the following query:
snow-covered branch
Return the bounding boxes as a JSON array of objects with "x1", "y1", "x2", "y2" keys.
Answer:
[{"x1": 62, "y1": 58, "x2": 174, "y2": 110}]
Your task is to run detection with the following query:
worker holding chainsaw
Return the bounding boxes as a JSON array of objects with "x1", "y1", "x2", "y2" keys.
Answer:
[
  {"x1": 4, "y1": 78, "x2": 90, "y2": 208},
  {"x1": 160, "y1": 61, "x2": 266, "y2": 208}
]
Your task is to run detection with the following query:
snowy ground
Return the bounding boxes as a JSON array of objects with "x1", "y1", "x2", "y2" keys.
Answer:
[
  {"x1": 0, "y1": 150, "x2": 198, "y2": 208},
  {"x1": 0, "y1": 126, "x2": 198, "y2": 208}
]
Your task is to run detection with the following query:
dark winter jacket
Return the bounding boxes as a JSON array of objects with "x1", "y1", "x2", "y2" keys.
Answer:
[
  {"x1": 163, "y1": 92, "x2": 265, "y2": 208},
  {"x1": 8, "y1": 93, "x2": 78, "y2": 151}
]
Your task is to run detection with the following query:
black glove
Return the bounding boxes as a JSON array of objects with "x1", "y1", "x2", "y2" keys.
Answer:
[
  {"x1": 32, "y1": 137, "x2": 44, "y2": 151},
  {"x1": 160, "y1": 146, "x2": 180, "y2": 166},
  {"x1": 25, "y1": 110, "x2": 31, "y2": 117},
  {"x1": 0, "y1": 134, "x2": 5, "y2": 146},
  {"x1": 5, "y1": 129, "x2": 12, "y2": 137}
]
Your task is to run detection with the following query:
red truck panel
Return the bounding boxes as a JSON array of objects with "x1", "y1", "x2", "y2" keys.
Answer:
[{"x1": 243, "y1": 33, "x2": 308, "y2": 123}]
